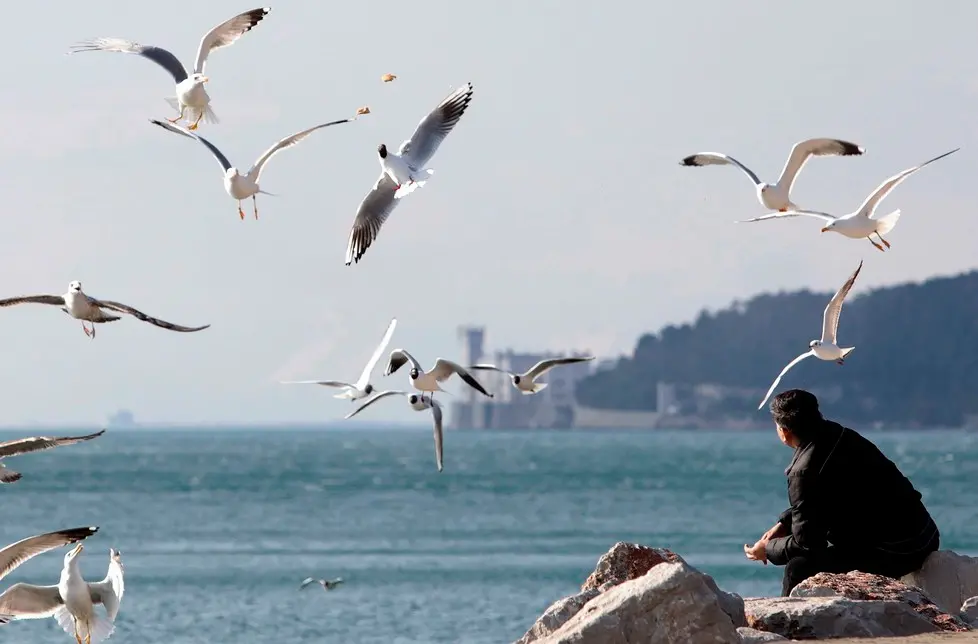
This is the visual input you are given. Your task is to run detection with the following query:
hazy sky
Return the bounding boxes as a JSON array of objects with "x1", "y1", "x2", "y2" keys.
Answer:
[{"x1": 0, "y1": 1, "x2": 974, "y2": 426}]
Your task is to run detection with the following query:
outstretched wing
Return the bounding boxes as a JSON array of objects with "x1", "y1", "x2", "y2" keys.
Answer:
[
  {"x1": 0, "y1": 430, "x2": 105, "y2": 459},
  {"x1": 0, "y1": 295, "x2": 65, "y2": 308},
  {"x1": 345, "y1": 173, "x2": 400, "y2": 266},
  {"x1": 149, "y1": 119, "x2": 233, "y2": 173},
  {"x1": 856, "y1": 148, "x2": 960, "y2": 217},
  {"x1": 525, "y1": 356, "x2": 595, "y2": 380},
  {"x1": 735, "y1": 209, "x2": 836, "y2": 224},
  {"x1": 94, "y1": 300, "x2": 210, "y2": 333},
  {"x1": 0, "y1": 527, "x2": 99, "y2": 581},
  {"x1": 248, "y1": 118, "x2": 353, "y2": 181},
  {"x1": 299, "y1": 577, "x2": 318, "y2": 590},
  {"x1": 0, "y1": 584, "x2": 63, "y2": 619},
  {"x1": 680, "y1": 152, "x2": 762, "y2": 186},
  {"x1": 280, "y1": 380, "x2": 355, "y2": 388},
  {"x1": 775, "y1": 138, "x2": 864, "y2": 192},
  {"x1": 356, "y1": 318, "x2": 398, "y2": 390},
  {"x1": 757, "y1": 352, "x2": 814, "y2": 410},
  {"x1": 430, "y1": 359, "x2": 493, "y2": 398},
  {"x1": 398, "y1": 82, "x2": 474, "y2": 167},
  {"x1": 822, "y1": 260, "x2": 863, "y2": 345},
  {"x1": 431, "y1": 402, "x2": 444, "y2": 473},
  {"x1": 468, "y1": 364, "x2": 512, "y2": 376},
  {"x1": 344, "y1": 391, "x2": 409, "y2": 420},
  {"x1": 385, "y1": 349, "x2": 421, "y2": 376},
  {"x1": 194, "y1": 7, "x2": 270, "y2": 74},
  {"x1": 69, "y1": 39, "x2": 189, "y2": 84}
]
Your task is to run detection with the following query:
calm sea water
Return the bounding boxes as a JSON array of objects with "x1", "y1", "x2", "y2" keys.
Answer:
[{"x1": 1, "y1": 427, "x2": 976, "y2": 643}]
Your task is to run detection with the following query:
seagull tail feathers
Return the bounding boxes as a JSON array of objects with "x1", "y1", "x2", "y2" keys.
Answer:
[
  {"x1": 55, "y1": 607, "x2": 115, "y2": 644},
  {"x1": 874, "y1": 209, "x2": 901, "y2": 235},
  {"x1": 840, "y1": 347, "x2": 856, "y2": 360},
  {"x1": 522, "y1": 383, "x2": 548, "y2": 395}
]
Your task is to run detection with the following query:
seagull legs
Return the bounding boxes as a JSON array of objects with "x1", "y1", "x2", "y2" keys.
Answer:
[
  {"x1": 252, "y1": 195, "x2": 259, "y2": 220},
  {"x1": 73, "y1": 619, "x2": 82, "y2": 644},
  {"x1": 778, "y1": 206, "x2": 789, "y2": 212},
  {"x1": 874, "y1": 232, "x2": 891, "y2": 249},
  {"x1": 188, "y1": 111, "x2": 203, "y2": 131},
  {"x1": 868, "y1": 236, "x2": 885, "y2": 252},
  {"x1": 237, "y1": 201, "x2": 246, "y2": 220},
  {"x1": 836, "y1": 358, "x2": 845, "y2": 365},
  {"x1": 166, "y1": 105, "x2": 186, "y2": 125},
  {"x1": 82, "y1": 320, "x2": 96, "y2": 339}
]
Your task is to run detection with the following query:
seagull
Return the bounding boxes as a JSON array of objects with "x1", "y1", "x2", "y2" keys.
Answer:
[
  {"x1": 69, "y1": 8, "x2": 270, "y2": 131},
  {"x1": 736, "y1": 148, "x2": 960, "y2": 252},
  {"x1": 470, "y1": 356, "x2": 596, "y2": 395},
  {"x1": 0, "y1": 281, "x2": 210, "y2": 338},
  {"x1": 299, "y1": 577, "x2": 344, "y2": 592},
  {"x1": 0, "y1": 430, "x2": 106, "y2": 484},
  {"x1": 345, "y1": 82, "x2": 474, "y2": 265},
  {"x1": 384, "y1": 349, "x2": 493, "y2": 401},
  {"x1": 150, "y1": 116, "x2": 355, "y2": 219},
  {"x1": 345, "y1": 391, "x2": 444, "y2": 471},
  {"x1": 681, "y1": 138, "x2": 864, "y2": 213},
  {"x1": 281, "y1": 318, "x2": 397, "y2": 401},
  {"x1": 758, "y1": 260, "x2": 864, "y2": 410}
]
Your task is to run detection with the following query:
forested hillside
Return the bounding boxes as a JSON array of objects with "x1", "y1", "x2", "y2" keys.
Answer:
[{"x1": 576, "y1": 270, "x2": 978, "y2": 426}]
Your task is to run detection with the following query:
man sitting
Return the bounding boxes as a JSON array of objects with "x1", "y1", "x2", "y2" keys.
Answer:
[{"x1": 743, "y1": 389, "x2": 940, "y2": 596}]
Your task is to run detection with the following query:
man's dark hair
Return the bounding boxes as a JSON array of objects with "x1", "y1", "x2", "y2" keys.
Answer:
[{"x1": 770, "y1": 389, "x2": 823, "y2": 442}]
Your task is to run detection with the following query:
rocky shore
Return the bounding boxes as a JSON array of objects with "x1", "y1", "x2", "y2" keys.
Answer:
[{"x1": 515, "y1": 542, "x2": 978, "y2": 643}]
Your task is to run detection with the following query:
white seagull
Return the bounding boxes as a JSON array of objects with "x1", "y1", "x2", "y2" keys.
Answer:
[
  {"x1": 299, "y1": 577, "x2": 344, "y2": 592},
  {"x1": 384, "y1": 349, "x2": 493, "y2": 401},
  {"x1": 281, "y1": 318, "x2": 397, "y2": 400},
  {"x1": 0, "y1": 430, "x2": 106, "y2": 484},
  {"x1": 470, "y1": 356, "x2": 596, "y2": 395},
  {"x1": 69, "y1": 8, "x2": 271, "y2": 130},
  {"x1": 736, "y1": 148, "x2": 960, "y2": 252},
  {"x1": 345, "y1": 82, "x2": 474, "y2": 265},
  {"x1": 681, "y1": 138, "x2": 864, "y2": 213},
  {"x1": 150, "y1": 116, "x2": 355, "y2": 219},
  {"x1": 0, "y1": 527, "x2": 100, "y2": 627},
  {"x1": 345, "y1": 391, "x2": 445, "y2": 471},
  {"x1": 0, "y1": 281, "x2": 210, "y2": 338},
  {"x1": 757, "y1": 260, "x2": 864, "y2": 410}
]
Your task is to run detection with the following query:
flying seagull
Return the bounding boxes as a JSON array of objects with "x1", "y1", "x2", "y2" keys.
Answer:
[
  {"x1": 281, "y1": 318, "x2": 397, "y2": 401},
  {"x1": 0, "y1": 527, "x2": 100, "y2": 628},
  {"x1": 299, "y1": 577, "x2": 344, "y2": 592},
  {"x1": 470, "y1": 356, "x2": 596, "y2": 395},
  {"x1": 0, "y1": 430, "x2": 106, "y2": 484},
  {"x1": 0, "y1": 281, "x2": 209, "y2": 338},
  {"x1": 681, "y1": 138, "x2": 864, "y2": 213},
  {"x1": 69, "y1": 8, "x2": 271, "y2": 130},
  {"x1": 385, "y1": 349, "x2": 493, "y2": 401},
  {"x1": 346, "y1": 391, "x2": 444, "y2": 471},
  {"x1": 345, "y1": 82, "x2": 474, "y2": 265},
  {"x1": 150, "y1": 116, "x2": 355, "y2": 219},
  {"x1": 736, "y1": 148, "x2": 960, "y2": 252},
  {"x1": 0, "y1": 545, "x2": 124, "y2": 644},
  {"x1": 758, "y1": 261, "x2": 864, "y2": 410}
]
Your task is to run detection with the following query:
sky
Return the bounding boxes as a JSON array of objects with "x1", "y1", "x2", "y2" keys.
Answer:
[{"x1": 0, "y1": 1, "x2": 974, "y2": 426}]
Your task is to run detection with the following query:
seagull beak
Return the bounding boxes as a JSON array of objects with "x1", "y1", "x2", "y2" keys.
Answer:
[
  {"x1": 201, "y1": 76, "x2": 210, "y2": 83},
  {"x1": 820, "y1": 227, "x2": 829, "y2": 233},
  {"x1": 71, "y1": 543, "x2": 83, "y2": 556}
]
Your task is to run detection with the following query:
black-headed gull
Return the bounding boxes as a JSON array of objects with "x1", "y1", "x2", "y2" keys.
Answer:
[
  {"x1": 757, "y1": 260, "x2": 863, "y2": 410},
  {"x1": 737, "y1": 148, "x2": 960, "y2": 252},
  {"x1": 299, "y1": 577, "x2": 344, "y2": 592},
  {"x1": 150, "y1": 116, "x2": 355, "y2": 220},
  {"x1": 345, "y1": 390, "x2": 445, "y2": 472},
  {"x1": 69, "y1": 8, "x2": 270, "y2": 131},
  {"x1": 681, "y1": 138, "x2": 864, "y2": 213},
  {"x1": 345, "y1": 82, "x2": 474, "y2": 265},
  {"x1": 470, "y1": 356, "x2": 595, "y2": 395},
  {"x1": 0, "y1": 430, "x2": 105, "y2": 484},
  {"x1": 384, "y1": 348, "x2": 492, "y2": 401},
  {"x1": 0, "y1": 281, "x2": 210, "y2": 338},
  {"x1": 281, "y1": 318, "x2": 397, "y2": 401}
]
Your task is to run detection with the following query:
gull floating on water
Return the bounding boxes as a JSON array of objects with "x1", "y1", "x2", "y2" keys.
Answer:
[
  {"x1": 470, "y1": 356, "x2": 596, "y2": 395},
  {"x1": 345, "y1": 82, "x2": 474, "y2": 265},
  {"x1": 681, "y1": 138, "x2": 864, "y2": 213},
  {"x1": 758, "y1": 260, "x2": 864, "y2": 410},
  {"x1": 385, "y1": 348, "x2": 493, "y2": 401},
  {"x1": 0, "y1": 527, "x2": 100, "y2": 627},
  {"x1": 69, "y1": 8, "x2": 270, "y2": 130},
  {"x1": 299, "y1": 577, "x2": 344, "y2": 592},
  {"x1": 0, "y1": 281, "x2": 210, "y2": 338},
  {"x1": 736, "y1": 148, "x2": 960, "y2": 252},
  {"x1": 150, "y1": 116, "x2": 355, "y2": 219},
  {"x1": 346, "y1": 391, "x2": 444, "y2": 471},
  {"x1": 0, "y1": 430, "x2": 105, "y2": 484},
  {"x1": 281, "y1": 318, "x2": 397, "y2": 400}
]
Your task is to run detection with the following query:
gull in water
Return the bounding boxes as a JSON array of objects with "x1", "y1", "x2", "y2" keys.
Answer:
[
  {"x1": 345, "y1": 82, "x2": 474, "y2": 265},
  {"x1": 736, "y1": 148, "x2": 960, "y2": 252},
  {"x1": 281, "y1": 318, "x2": 397, "y2": 400},
  {"x1": 299, "y1": 577, "x2": 344, "y2": 592},
  {"x1": 681, "y1": 138, "x2": 864, "y2": 213},
  {"x1": 150, "y1": 116, "x2": 355, "y2": 219},
  {"x1": 0, "y1": 544, "x2": 124, "y2": 644},
  {"x1": 0, "y1": 430, "x2": 106, "y2": 484},
  {"x1": 0, "y1": 527, "x2": 100, "y2": 626},
  {"x1": 470, "y1": 356, "x2": 596, "y2": 395},
  {"x1": 69, "y1": 8, "x2": 270, "y2": 130},
  {"x1": 346, "y1": 391, "x2": 445, "y2": 471},
  {"x1": 385, "y1": 349, "x2": 493, "y2": 401},
  {"x1": 757, "y1": 260, "x2": 864, "y2": 410},
  {"x1": 0, "y1": 281, "x2": 210, "y2": 338}
]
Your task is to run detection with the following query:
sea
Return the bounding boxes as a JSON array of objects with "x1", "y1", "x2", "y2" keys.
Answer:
[{"x1": 1, "y1": 427, "x2": 976, "y2": 644}]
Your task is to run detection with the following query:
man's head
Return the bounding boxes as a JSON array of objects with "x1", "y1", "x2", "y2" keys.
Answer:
[{"x1": 770, "y1": 389, "x2": 823, "y2": 447}]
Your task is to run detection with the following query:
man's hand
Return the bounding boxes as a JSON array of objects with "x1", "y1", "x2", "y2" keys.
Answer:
[
  {"x1": 763, "y1": 521, "x2": 787, "y2": 541},
  {"x1": 744, "y1": 539, "x2": 768, "y2": 565}
]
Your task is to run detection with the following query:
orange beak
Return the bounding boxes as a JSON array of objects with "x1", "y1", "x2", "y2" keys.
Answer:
[{"x1": 820, "y1": 227, "x2": 829, "y2": 233}]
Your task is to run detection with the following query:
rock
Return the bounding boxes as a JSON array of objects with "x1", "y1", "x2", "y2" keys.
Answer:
[
  {"x1": 745, "y1": 596, "x2": 938, "y2": 639},
  {"x1": 962, "y1": 596, "x2": 978, "y2": 626},
  {"x1": 515, "y1": 589, "x2": 600, "y2": 644},
  {"x1": 902, "y1": 550, "x2": 978, "y2": 617},
  {"x1": 737, "y1": 626, "x2": 789, "y2": 642},
  {"x1": 580, "y1": 542, "x2": 682, "y2": 591},
  {"x1": 535, "y1": 561, "x2": 740, "y2": 644},
  {"x1": 791, "y1": 571, "x2": 972, "y2": 632}
]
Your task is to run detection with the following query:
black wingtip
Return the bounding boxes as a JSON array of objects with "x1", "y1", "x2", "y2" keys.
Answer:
[
  {"x1": 679, "y1": 155, "x2": 698, "y2": 166},
  {"x1": 839, "y1": 140, "x2": 864, "y2": 157}
]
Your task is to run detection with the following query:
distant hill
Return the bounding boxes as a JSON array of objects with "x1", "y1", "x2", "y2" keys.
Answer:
[{"x1": 576, "y1": 270, "x2": 978, "y2": 426}]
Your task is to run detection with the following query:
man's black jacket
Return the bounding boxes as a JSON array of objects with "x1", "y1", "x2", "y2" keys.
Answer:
[{"x1": 765, "y1": 420, "x2": 938, "y2": 565}]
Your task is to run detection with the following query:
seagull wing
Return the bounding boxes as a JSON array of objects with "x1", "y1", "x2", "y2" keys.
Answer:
[
  {"x1": 431, "y1": 402, "x2": 444, "y2": 472},
  {"x1": 856, "y1": 148, "x2": 960, "y2": 218},
  {"x1": 69, "y1": 39, "x2": 188, "y2": 84},
  {"x1": 385, "y1": 349, "x2": 421, "y2": 376},
  {"x1": 0, "y1": 430, "x2": 105, "y2": 460},
  {"x1": 0, "y1": 527, "x2": 99, "y2": 582},
  {"x1": 735, "y1": 209, "x2": 837, "y2": 224},
  {"x1": 149, "y1": 119, "x2": 233, "y2": 173},
  {"x1": 430, "y1": 359, "x2": 493, "y2": 397},
  {"x1": 775, "y1": 138, "x2": 864, "y2": 192},
  {"x1": 398, "y1": 82, "x2": 474, "y2": 167},
  {"x1": 822, "y1": 260, "x2": 863, "y2": 345},
  {"x1": 680, "y1": 152, "x2": 762, "y2": 186},
  {"x1": 280, "y1": 380, "x2": 355, "y2": 388},
  {"x1": 0, "y1": 584, "x2": 63, "y2": 619},
  {"x1": 468, "y1": 364, "x2": 513, "y2": 376},
  {"x1": 356, "y1": 318, "x2": 398, "y2": 390},
  {"x1": 94, "y1": 300, "x2": 210, "y2": 333},
  {"x1": 0, "y1": 295, "x2": 65, "y2": 308},
  {"x1": 298, "y1": 577, "x2": 318, "y2": 590},
  {"x1": 247, "y1": 119, "x2": 353, "y2": 181},
  {"x1": 193, "y1": 7, "x2": 270, "y2": 74},
  {"x1": 757, "y1": 352, "x2": 814, "y2": 410},
  {"x1": 345, "y1": 173, "x2": 400, "y2": 266},
  {"x1": 525, "y1": 356, "x2": 595, "y2": 380},
  {"x1": 344, "y1": 391, "x2": 409, "y2": 420}
]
